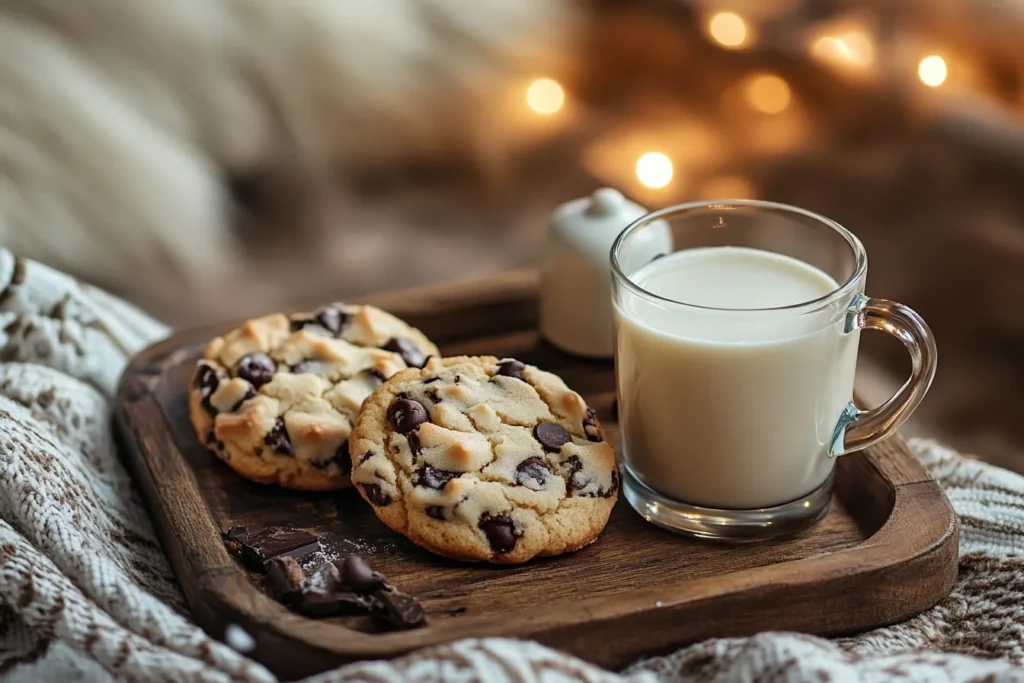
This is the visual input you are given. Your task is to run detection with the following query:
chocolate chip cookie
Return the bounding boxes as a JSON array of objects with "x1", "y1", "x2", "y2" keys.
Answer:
[
  {"x1": 189, "y1": 304, "x2": 439, "y2": 490},
  {"x1": 349, "y1": 356, "x2": 618, "y2": 563}
]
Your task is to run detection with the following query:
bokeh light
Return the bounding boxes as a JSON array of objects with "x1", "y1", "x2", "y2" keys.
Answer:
[
  {"x1": 743, "y1": 73, "x2": 792, "y2": 114},
  {"x1": 918, "y1": 55, "x2": 948, "y2": 87},
  {"x1": 525, "y1": 78, "x2": 565, "y2": 115},
  {"x1": 707, "y1": 12, "x2": 749, "y2": 49},
  {"x1": 636, "y1": 152, "x2": 674, "y2": 189}
]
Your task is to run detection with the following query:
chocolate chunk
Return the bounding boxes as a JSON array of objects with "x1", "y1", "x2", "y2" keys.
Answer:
[
  {"x1": 384, "y1": 337, "x2": 428, "y2": 368},
  {"x1": 234, "y1": 352, "x2": 276, "y2": 388},
  {"x1": 422, "y1": 377, "x2": 440, "y2": 384},
  {"x1": 338, "y1": 556, "x2": 387, "y2": 592},
  {"x1": 358, "y1": 451, "x2": 374, "y2": 466},
  {"x1": 370, "y1": 589, "x2": 426, "y2": 630},
  {"x1": 238, "y1": 526, "x2": 320, "y2": 571},
  {"x1": 583, "y1": 408, "x2": 603, "y2": 442},
  {"x1": 388, "y1": 398, "x2": 429, "y2": 434},
  {"x1": 264, "y1": 419, "x2": 293, "y2": 456},
  {"x1": 479, "y1": 514, "x2": 520, "y2": 554},
  {"x1": 362, "y1": 483, "x2": 392, "y2": 507},
  {"x1": 425, "y1": 388, "x2": 441, "y2": 404},
  {"x1": 533, "y1": 422, "x2": 571, "y2": 452},
  {"x1": 300, "y1": 588, "x2": 371, "y2": 617},
  {"x1": 413, "y1": 465, "x2": 458, "y2": 490},
  {"x1": 221, "y1": 526, "x2": 248, "y2": 554},
  {"x1": 266, "y1": 556, "x2": 306, "y2": 604},
  {"x1": 514, "y1": 457, "x2": 550, "y2": 487},
  {"x1": 495, "y1": 359, "x2": 527, "y2": 381},
  {"x1": 425, "y1": 505, "x2": 446, "y2": 521}
]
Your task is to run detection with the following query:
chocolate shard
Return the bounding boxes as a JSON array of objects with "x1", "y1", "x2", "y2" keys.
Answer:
[
  {"x1": 237, "y1": 526, "x2": 320, "y2": 572},
  {"x1": 266, "y1": 556, "x2": 306, "y2": 605},
  {"x1": 299, "y1": 588, "x2": 372, "y2": 617},
  {"x1": 369, "y1": 589, "x2": 427, "y2": 630},
  {"x1": 337, "y1": 556, "x2": 387, "y2": 593}
]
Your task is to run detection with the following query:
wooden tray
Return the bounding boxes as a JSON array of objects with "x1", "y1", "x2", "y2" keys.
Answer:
[{"x1": 114, "y1": 271, "x2": 958, "y2": 681}]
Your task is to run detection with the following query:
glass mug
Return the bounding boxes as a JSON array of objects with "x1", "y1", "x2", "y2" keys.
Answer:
[{"x1": 610, "y1": 200, "x2": 937, "y2": 540}]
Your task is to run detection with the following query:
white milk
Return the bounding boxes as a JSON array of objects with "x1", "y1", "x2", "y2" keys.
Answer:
[{"x1": 614, "y1": 246, "x2": 860, "y2": 509}]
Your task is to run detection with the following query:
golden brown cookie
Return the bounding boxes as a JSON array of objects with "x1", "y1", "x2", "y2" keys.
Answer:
[
  {"x1": 189, "y1": 303, "x2": 439, "y2": 491},
  {"x1": 349, "y1": 356, "x2": 618, "y2": 563}
]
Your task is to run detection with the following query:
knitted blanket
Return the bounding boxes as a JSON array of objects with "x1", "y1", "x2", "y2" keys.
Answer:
[{"x1": 1, "y1": 251, "x2": 1023, "y2": 683}]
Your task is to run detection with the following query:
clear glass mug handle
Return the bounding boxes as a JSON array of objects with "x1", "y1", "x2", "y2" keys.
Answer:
[{"x1": 829, "y1": 293, "x2": 938, "y2": 457}]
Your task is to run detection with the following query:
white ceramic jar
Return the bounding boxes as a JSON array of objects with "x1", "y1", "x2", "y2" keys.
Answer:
[{"x1": 539, "y1": 188, "x2": 670, "y2": 358}]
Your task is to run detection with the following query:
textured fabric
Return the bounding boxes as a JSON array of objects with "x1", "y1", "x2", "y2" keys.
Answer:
[{"x1": 1, "y1": 251, "x2": 1023, "y2": 683}]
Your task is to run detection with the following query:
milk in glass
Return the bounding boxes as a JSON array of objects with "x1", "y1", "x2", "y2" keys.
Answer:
[{"x1": 614, "y1": 246, "x2": 860, "y2": 509}]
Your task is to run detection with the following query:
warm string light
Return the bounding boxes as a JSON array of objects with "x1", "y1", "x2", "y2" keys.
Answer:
[
  {"x1": 635, "y1": 152, "x2": 674, "y2": 189},
  {"x1": 707, "y1": 12, "x2": 750, "y2": 49},
  {"x1": 809, "y1": 21, "x2": 875, "y2": 76},
  {"x1": 918, "y1": 55, "x2": 948, "y2": 87},
  {"x1": 525, "y1": 78, "x2": 565, "y2": 114},
  {"x1": 743, "y1": 73, "x2": 792, "y2": 114}
]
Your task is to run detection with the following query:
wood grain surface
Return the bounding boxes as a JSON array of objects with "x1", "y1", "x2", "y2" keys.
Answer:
[{"x1": 114, "y1": 271, "x2": 958, "y2": 681}]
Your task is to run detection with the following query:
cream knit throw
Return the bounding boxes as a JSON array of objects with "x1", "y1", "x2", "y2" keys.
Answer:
[{"x1": 1, "y1": 251, "x2": 1023, "y2": 683}]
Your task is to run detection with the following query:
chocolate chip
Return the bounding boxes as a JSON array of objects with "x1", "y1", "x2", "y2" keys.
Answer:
[
  {"x1": 291, "y1": 306, "x2": 351, "y2": 336},
  {"x1": 334, "y1": 441, "x2": 351, "y2": 476},
  {"x1": 533, "y1": 422, "x2": 571, "y2": 453},
  {"x1": 583, "y1": 407, "x2": 603, "y2": 443},
  {"x1": 565, "y1": 455, "x2": 585, "y2": 494},
  {"x1": 358, "y1": 451, "x2": 374, "y2": 466},
  {"x1": 338, "y1": 556, "x2": 387, "y2": 592},
  {"x1": 407, "y1": 432, "x2": 423, "y2": 458},
  {"x1": 264, "y1": 419, "x2": 293, "y2": 456},
  {"x1": 479, "y1": 514, "x2": 520, "y2": 554},
  {"x1": 266, "y1": 556, "x2": 306, "y2": 604},
  {"x1": 388, "y1": 398, "x2": 429, "y2": 434},
  {"x1": 231, "y1": 387, "x2": 256, "y2": 412},
  {"x1": 369, "y1": 589, "x2": 427, "y2": 630},
  {"x1": 495, "y1": 359, "x2": 527, "y2": 381},
  {"x1": 195, "y1": 363, "x2": 221, "y2": 414},
  {"x1": 514, "y1": 457, "x2": 550, "y2": 487},
  {"x1": 237, "y1": 526, "x2": 320, "y2": 571},
  {"x1": 364, "y1": 367, "x2": 388, "y2": 383},
  {"x1": 384, "y1": 337, "x2": 428, "y2": 368},
  {"x1": 425, "y1": 388, "x2": 441, "y2": 404},
  {"x1": 299, "y1": 588, "x2": 370, "y2": 617},
  {"x1": 422, "y1": 377, "x2": 440, "y2": 384},
  {"x1": 195, "y1": 362, "x2": 220, "y2": 393},
  {"x1": 425, "y1": 505, "x2": 446, "y2": 521},
  {"x1": 413, "y1": 465, "x2": 458, "y2": 490},
  {"x1": 362, "y1": 483, "x2": 392, "y2": 506},
  {"x1": 564, "y1": 456, "x2": 618, "y2": 498},
  {"x1": 234, "y1": 352, "x2": 276, "y2": 387}
]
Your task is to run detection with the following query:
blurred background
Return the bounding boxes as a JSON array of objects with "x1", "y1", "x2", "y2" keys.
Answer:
[{"x1": 2, "y1": 0, "x2": 1023, "y2": 471}]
